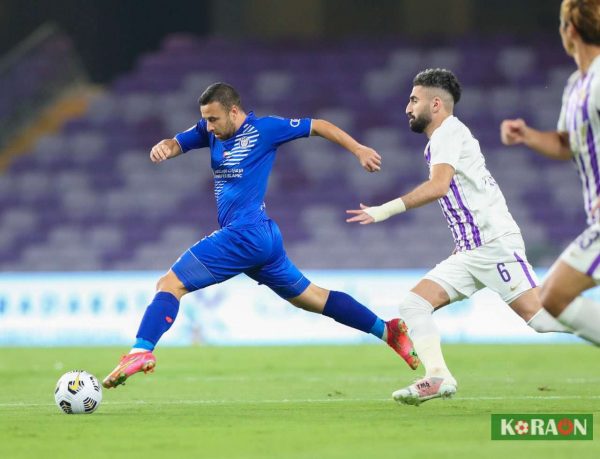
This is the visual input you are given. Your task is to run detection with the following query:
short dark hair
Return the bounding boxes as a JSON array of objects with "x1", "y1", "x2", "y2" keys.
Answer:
[
  {"x1": 413, "y1": 68, "x2": 461, "y2": 105},
  {"x1": 198, "y1": 82, "x2": 243, "y2": 111}
]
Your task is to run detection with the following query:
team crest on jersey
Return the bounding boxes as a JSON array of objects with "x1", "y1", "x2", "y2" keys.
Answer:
[{"x1": 219, "y1": 124, "x2": 259, "y2": 168}]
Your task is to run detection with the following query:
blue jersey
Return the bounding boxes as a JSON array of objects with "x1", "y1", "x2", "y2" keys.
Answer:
[{"x1": 175, "y1": 112, "x2": 311, "y2": 228}]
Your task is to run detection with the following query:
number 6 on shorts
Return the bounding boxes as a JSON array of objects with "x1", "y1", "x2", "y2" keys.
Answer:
[{"x1": 496, "y1": 262, "x2": 511, "y2": 283}]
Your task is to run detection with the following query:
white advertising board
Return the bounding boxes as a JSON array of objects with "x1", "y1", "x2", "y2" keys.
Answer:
[{"x1": 0, "y1": 270, "x2": 587, "y2": 346}]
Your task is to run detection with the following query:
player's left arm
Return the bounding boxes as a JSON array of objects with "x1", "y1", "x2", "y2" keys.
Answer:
[
  {"x1": 310, "y1": 119, "x2": 381, "y2": 172},
  {"x1": 346, "y1": 163, "x2": 455, "y2": 224}
]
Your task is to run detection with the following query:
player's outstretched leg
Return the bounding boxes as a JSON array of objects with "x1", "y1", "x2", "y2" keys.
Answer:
[
  {"x1": 508, "y1": 287, "x2": 571, "y2": 333},
  {"x1": 385, "y1": 318, "x2": 420, "y2": 370},
  {"x1": 393, "y1": 290, "x2": 457, "y2": 404},
  {"x1": 290, "y1": 286, "x2": 420, "y2": 370},
  {"x1": 392, "y1": 375, "x2": 457, "y2": 406},
  {"x1": 557, "y1": 297, "x2": 600, "y2": 344},
  {"x1": 541, "y1": 261, "x2": 600, "y2": 345},
  {"x1": 103, "y1": 288, "x2": 181, "y2": 389},
  {"x1": 102, "y1": 351, "x2": 157, "y2": 389}
]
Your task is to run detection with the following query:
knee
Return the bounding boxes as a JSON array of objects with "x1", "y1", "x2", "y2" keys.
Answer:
[
  {"x1": 156, "y1": 271, "x2": 188, "y2": 299},
  {"x1": 398, "y1": 292, "x2": 434, "y2": 330},
  {"x1": 400, "y1": 292, "x2": 434, "y2": 314},
  {"x1": 155, "y1": 273, "x2": 169, "y2": 291},
  {"x1": 288, "y1": 284, "x2": 329, "y2": 314}
]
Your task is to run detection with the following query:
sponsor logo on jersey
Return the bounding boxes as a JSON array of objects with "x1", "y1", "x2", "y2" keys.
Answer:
[{"x1": 290, "y1": 119, "x2": 300, "y2": 127}]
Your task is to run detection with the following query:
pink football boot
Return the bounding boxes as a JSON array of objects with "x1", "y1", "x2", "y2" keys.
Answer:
[
  {"x1": 385, "y1": 318, "x2": 420, "y2": 370},
  {"x1": 102, "y1": 351, "x2": 156, "y2": 389}
]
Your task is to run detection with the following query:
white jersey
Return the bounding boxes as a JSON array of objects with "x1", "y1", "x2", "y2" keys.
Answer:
[
  {"x1": 425, "y1": 115, "x2": 520, "y2": 252},
  {"x1": 557, "y1": 55, "x2": 600, "y2": 225}
]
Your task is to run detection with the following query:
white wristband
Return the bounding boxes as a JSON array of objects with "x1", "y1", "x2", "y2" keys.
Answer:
[{"x1": 364, "y1": 198, "x2": 406, "y2": 223}]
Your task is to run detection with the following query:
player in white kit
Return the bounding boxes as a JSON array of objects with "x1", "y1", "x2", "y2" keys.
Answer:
[
  {"x1": 501, "y1": 0, "x2": 600, "y2": 345},
  {"x1": 347, "y1": 68, "x2": 569, "y2": 405}
]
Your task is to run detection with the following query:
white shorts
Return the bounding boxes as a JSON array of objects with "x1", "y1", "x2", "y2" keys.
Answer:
[
  {"x1": 559, "y1": 222, "x2": 600, "y2": 282},
  {"x1": 424, "y1": 233, "x2": 538, "y2": 304}
]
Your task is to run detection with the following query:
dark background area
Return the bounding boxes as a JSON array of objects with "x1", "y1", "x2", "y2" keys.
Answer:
[{"x1": 0, "y1": 0, "x2": 562, "y2": 83}]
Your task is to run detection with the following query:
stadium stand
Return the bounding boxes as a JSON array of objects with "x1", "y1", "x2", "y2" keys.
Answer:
[{"x1": 0, "y1": 33, "x2": 583, "y2": 270}]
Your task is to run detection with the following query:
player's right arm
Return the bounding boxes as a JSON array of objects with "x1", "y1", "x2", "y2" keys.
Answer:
[
  {"x1": 150, "y1": 139, "x2": 182, "y2": 163},
  {"x1": 346, "y1": 163, "x2": 455, "y2": 224},
  {"x1": 500, "y1": 118, "x2": 572, "y2": 161},
  {"x1": 150, "y1": 120, "x2": 210, "y2": 163}
]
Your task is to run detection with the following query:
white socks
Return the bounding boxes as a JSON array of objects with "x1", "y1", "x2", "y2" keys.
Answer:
[
  {"x1": 411, "y1": 334, "x2": 455, "y2": 382},
  {"x1": 527, "y1": 308, "x2": 571, "y2": 333},
  {"x1": 399, "y1": 292, "x2": 455, "y2": 383},
  {"x1": 398, "y1": 292, "x2": 436, "y2": 339},
  {"x1": 558, "y1": 297, "x2": 600, "y2": 345}
]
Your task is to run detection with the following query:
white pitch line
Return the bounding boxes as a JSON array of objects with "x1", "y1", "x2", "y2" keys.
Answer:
[
  {"x1": 1, "y1": 394, "x2": 600, "y2": 409},
  {"x1": 461, "y1": 395, "x2": 600, "y2": 401},
  {"x1": 0, "y1": 399, "x2": 382, "y2": 408}
]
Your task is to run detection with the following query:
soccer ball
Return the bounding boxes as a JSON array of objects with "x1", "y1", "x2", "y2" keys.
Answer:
[{"x1": 54, "y1": 370, "x2": 102, "y2": 414}]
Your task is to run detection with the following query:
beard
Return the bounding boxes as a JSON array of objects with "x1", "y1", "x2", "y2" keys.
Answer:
[
  {"x1": 216, "y1": 118, "x2": 238, "y2": 140},
  {"x1": 408, "y1": 113, "x2": 431, "y2": 133}
]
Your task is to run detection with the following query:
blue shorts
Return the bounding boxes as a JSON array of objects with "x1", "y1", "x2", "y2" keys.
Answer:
[{"x1": 171, "y1": 219, "x2": 310, "y2": 299}]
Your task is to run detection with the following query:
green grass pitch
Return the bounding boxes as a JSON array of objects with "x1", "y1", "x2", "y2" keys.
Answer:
[{"x1": 0, "y1": 344, "x2": 599, "y2": 459}]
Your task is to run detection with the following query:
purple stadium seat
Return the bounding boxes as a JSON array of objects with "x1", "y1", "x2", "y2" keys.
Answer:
[{"x1": 0, "y1": 35, "x2": 581, "y2": 270}]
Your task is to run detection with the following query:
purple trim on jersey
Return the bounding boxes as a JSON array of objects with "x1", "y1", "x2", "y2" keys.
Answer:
[
  {"x1": 440, "y1": 200, "x2": 461, "y2": 244},
  {"x1": 567, "y1": 78, "x2": 581, "y2": 125},
  {"x1": 441, "y1": 196, "x2": 470, "y2": 250},
  {"x1": 565, "y1": 76, "x2": 593, "y2": 217},
  {"x1": 427, "y1": 144, "x2": 482, "y2": 251},
  {"x1": 569, "y1": 79, "x2": 582, "y2": 131},
  {"x1": 586, "y1": 125, "x2": 599, "y2": 208},
  {"x1": 454, "y1": 176, "x2": 484, "y2": 246},
  {"x1": 575, "y1": 152, "x2": 593, "y2": 218},
  {"x1": 513, "y1": 252, "x2": 536, "y2": 288},
  {"x1": 439, "y1": 198, "x2": 462, "y2": 249},
  {"x1": 450, "y1": 178, "x2": 482, "y2": 247},
  {"x1": 582, "y1": 76, "x2": 600, "y2": 221},
  {"x1": 429, "y1": 143, "x2": 465, "y2": 250},
  {"x1": 586, "y1": 253, "x2": 600, "y2": 277}
]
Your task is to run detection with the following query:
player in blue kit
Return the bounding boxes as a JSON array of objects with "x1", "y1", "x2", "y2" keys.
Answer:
[{"x1": 103, "y1": 82, "x2": 419, "y2": 388}]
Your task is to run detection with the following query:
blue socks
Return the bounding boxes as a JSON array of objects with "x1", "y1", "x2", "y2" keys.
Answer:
[
  {"x1": 370, "y1": 318, "x2": 386, "y2": 339},
  {"x1": 134, "y1": 290, "x2": 386, "y2": 351},
  {"x1": 322, "y1": 291, "x2": 386, "y2": 339},
  {"x1": 134, "y1": 292, "x2": 180, "y2": 351}
]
